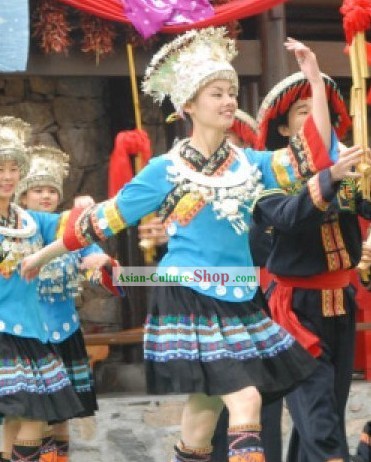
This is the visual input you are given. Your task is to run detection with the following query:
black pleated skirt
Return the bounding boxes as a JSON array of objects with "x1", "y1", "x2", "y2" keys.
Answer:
[
  {"x1": 53, "y1": 328, "x2": 98, "y2": 418},
  {"x1": 0, "y1": 333, "x2": 84, "y2": 422},
  {"x1": 145, "y1": 285, "x2": 317, "y2": 403}
]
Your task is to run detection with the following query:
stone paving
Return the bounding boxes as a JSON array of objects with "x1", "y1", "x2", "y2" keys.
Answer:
[{"x1": 69, "y1": 379, "x2": 371, "y2": 462}]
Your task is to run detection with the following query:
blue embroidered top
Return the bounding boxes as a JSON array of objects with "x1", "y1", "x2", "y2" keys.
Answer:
[
  {"x1": 0, "y1": 207, "x2": 60, "y2": 342},
  {"x1": 63, "y1": 118, "x2": 339, "y2": 303},
  {"x1": 37, "y1": 244, "x2": 103, "y2": 343}
]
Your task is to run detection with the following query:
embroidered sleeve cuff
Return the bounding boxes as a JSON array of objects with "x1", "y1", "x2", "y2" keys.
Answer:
[
  {"x1": 300, "y1": 115, "x2": 335, "y2": 171},
  {"x1": 63, "y1": 200, "x2": 127, "y2": 251},
  {"x1": 63, "y1": 207, "x2": 92, "y2": 251},
  {"x1": 287, "y1": 115, "x2": 336, "y2": 179},
  {"x1": 101, "y1": 258, "x2": 126, "y2": 297},
  {"x1": 307, "y1": 169, "x2": 337, "y2": 211},
  {"x1": 56, "y1": 211, "x2": 70, "y2": 239}
]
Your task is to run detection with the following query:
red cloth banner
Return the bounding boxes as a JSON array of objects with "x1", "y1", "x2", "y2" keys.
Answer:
[{"x1": 56, "y1": 0, "x2": 287, "y2": 33}]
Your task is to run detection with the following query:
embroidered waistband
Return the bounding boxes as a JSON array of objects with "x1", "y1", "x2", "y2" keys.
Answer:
[{"x1": 274, "y1": 269, "x2": 352, "y2": 290}]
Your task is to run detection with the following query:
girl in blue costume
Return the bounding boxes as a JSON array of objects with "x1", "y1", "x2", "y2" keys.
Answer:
[
  {"x1": 11, "y1": 144, "x2": 123, "y2": 462},
  {"x1": 0, "y1": 119, "x2": 84, "y2": 462},
  {"x1": 21, "y1": 29, "x2": 341, "y2": 462}
]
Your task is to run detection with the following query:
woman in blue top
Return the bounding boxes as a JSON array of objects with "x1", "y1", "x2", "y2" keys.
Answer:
[
  {"x1": 0, "y1": 119, "x2": 84, "y2": 462},
  {"x1": 12, "y1": 144, "x2": 124, "y2": 462},
  {"x1": 21, "y1": 29, "x2": 348, "y2": 462}
]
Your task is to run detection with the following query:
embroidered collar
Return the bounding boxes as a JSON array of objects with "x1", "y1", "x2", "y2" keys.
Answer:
[
  {"x1": 0, "y1": 203, "x2": 37, "y2": 239},
  {"x1": 171, "y1": 139, "x2": 251, "y2": 188},
  {"x1": 159, "y1": 139, "x2": 264, "y2": 234},
  {"x1": 180, "y1": 139, "x2": 231, "y2": 175},
  {"x1": 159, "y1": 139, "x2": 234, "y2": 221}
]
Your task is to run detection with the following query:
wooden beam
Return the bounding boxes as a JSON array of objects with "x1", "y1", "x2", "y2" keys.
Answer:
[
  {"x1": 2, "y1": 41, "x2": 352, "y2": 79},
  {"x1": 84, "y1": 327, "x2": 144, "y2": 346},
  {"x1": 287, "y1": 0, "x2": 341, "y2": 7},
  {"x1": 83, "y1": 322, "x2": 371, "y2": 348},
  {"x1": 259, "y1": 5, "x2": 288, "y2": 93},
  {"x1": 6, "y1": 40, "x2": 261, "y2": 78}
]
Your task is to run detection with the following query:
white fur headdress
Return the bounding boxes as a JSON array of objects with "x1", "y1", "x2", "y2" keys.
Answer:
[
  {"x1": 15, "y1": 145, "x2": 70, "y2": 204},
  {"x1": 142, "y1": 27, "x2": 238, "y2": 114},
  {"x1": 0, "y1": 116, "x2": 31, "y2": 143},
  {"x1": 0, "y1": 116, "x2": 31, "y2": 177}
]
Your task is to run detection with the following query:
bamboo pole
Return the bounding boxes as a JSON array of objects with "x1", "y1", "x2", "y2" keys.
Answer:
[
  {"x1": 352, "y1": 32, "x2": 371, "y2": 272},
  {"x1": 349, "y1": 33, "x2": 371, "y2": 198},
  {"x1": 126, "y1": 43, "x2": 156, "y2": 263}
]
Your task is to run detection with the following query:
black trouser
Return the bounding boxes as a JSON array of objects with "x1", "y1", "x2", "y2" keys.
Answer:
[
  {"x1": 262, "y1": 400, "x2": 283, "y2": 462},
  {"x1": 268, "y1": 285, "x2": 356, "y2": 462},
  {"x1": 212, "y1": 285, "x2": 356, "y2": 462},
  {"x1": 285, "y1": 356, "x2": 351, "y2": 461},
  {"x1": 211, "y1": 407, "x2": 228, "y2": 462}
]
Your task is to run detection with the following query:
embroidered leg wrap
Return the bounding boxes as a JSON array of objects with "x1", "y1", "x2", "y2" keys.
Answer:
[
  {"x1": 173, "y1": 441, "x2": 212, "y2": 462},
  {"x1": 39, "y1": 436, "x2": 56, "y2": 462},
  {"x1": 55, "y1": 439, "x2": 68, "y2": 462},
  {"x1": 10, "y1": 440, "x2": 41, "y2": 462},
  {"x1": 227, "y1": 424, "x2": 265, "y2": 462}
]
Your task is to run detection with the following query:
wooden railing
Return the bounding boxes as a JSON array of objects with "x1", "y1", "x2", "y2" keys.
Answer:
[
  {"x1": 84, "y1": 323, "x2": 371, "y2": 367},
  {"x1": 84, "y1": 327, "x2": 144, "y2": 346}
]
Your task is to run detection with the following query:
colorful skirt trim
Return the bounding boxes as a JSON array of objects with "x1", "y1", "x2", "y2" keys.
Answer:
[
  {"x1": 54, "y1": 328, "x2": 98, "y2": 417},
  {"x1": 0, "y1": 333, "x2": 83, "y2": 422}
]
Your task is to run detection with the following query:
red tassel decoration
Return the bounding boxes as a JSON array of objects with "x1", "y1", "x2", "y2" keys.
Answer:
[
  {"x1": 340, "y1": 0, "x2": 371, "y2": 44},
  {"x1": 80, "y1": 13, "x2": 117, "y2": 64},
  {"x1": 108, "y1": 129, "x2": 152, "y2": 198}
]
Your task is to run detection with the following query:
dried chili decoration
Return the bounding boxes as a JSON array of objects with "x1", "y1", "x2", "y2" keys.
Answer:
[
  {"x1": 80, "y1": 13, "x2": 117, "y2": 64},
  {"x1": 32, "y1": 0, "x2": 72, "y2": 54}
]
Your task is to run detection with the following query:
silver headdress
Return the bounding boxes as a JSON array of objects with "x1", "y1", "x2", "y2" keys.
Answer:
[
  {"x1": 142, "y1": 27, "x2": 238, "y2": 114},
  {"x1": 15, "y1": 145, "x2": 70, "y2": 203},
  {"x1": 0, "y1": 119, "x2": 30, "y2": 178}
]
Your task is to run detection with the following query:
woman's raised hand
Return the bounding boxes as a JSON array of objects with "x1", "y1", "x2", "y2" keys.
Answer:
[{"x1": 284, "y1": 37, "x2": 321, "y2": 83}]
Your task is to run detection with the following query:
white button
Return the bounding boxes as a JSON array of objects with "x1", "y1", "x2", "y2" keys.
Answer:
[
  {"x1": 215, "y1": 285, "x2": 227, "y2": 296},
  {"x1": 52, "y1": 332, "x2": 61, "y2": 341},
  {"x1": 167, "y1": 223, "x2": 177, "y2": 236},
  {"x1": 98, "y1": 218, "x2": 108, "y2": 230},
  {"x1": 199, "y1": 281, "x2": 211, "y2": 291},
  {"x1": 63, "y1": 323, "x2": 70, "y2": 332},
  {"x1": 233, "y1": 287, "x2": 244, "y2": 299},
  {"x1": 2, "y1": 241, "x2": 11, "y2": 251},
  {"x1": 167, "y1": 266, "x2": 179, "y2": 276},
  {"x1": 72, "y1": 314, "x2": 78, "y2": 322},
  {"x1": 13, "y1": 324, "x2": 23, "y2": 335},
  {"x1": 280, "y1": 154, "x2": 290, "y2": 167},
  {"x1": 246, "y1": 282, "x2": 256, "y2": 290},
  {"x1": 0, "y1": 321, "x2": 6, "y2": 331}
]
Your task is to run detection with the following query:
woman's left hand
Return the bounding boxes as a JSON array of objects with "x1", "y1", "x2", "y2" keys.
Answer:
[
  {"x1": 284, "y1": 37, "x2": 321, "y2": 83},
  {"x1": 79, "y1": 253, "x2": 111, "y2": 271},
  {"x1": 21, "y1": 255, "x2": 42, "y2": 281},
  {"x1": 73, "y1": 195, "x2": 95, "y2": 208}
]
